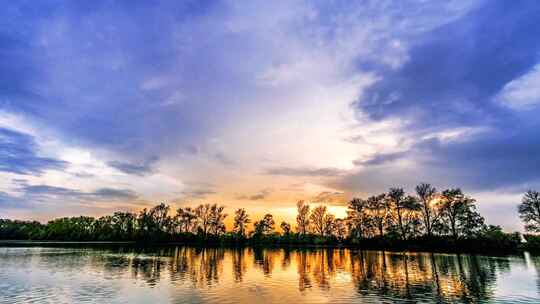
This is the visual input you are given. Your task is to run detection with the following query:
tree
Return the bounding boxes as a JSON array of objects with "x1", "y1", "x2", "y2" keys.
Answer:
[
  {"x1": 387, "y1": 188, "x2": 407, "y2": 240},
  {"x1": 437, "y1": 188, "x2": 484, "y2": 239},
  {"x1": 310, "y1": 205, "x2": 331, "y2": 236},
  {"x1": 346, "y1": 198, "x2": 371, "y2": 239},
  {"x1": 149, "y1": 203, "x2": 172, "y2": 234},
  {"x1": 194, "y1": 204, "x2": 212, "y2": 235},
  {"x1": 280, "y1": 221, "x2": 291, "y2": 236},
  {"x1": 233, "y1": 208, "x2": 251, "y2": 237},
  {"x1": 401, "y1": 195, "x2": 423, "y2": 239},
  {"x1": 334, "y1": 218, "x2": 347, "y2": 241},
  {"x1": 254, "y1": 213, "x2": 275, "y2": 235},
  {"x1": 323, "y1": 213, "x2": 336, "y2": 237},
  {"x1": 111, "y1": 211, "x2": 136, "y2": 240},
  {"x1": 416, "y1": 183, "x2": 437, "y2": 236},
  {"x1": 208, "y1": 204, "x2": 227, "y2": 236},
  {"x1": 175, "y1": 207, "x2": 197, "y2": 233},
  {"x1": 367, "y1": 194, "x2": 388, "y2": 237},
  {"x1": 296, "y1": 200, "x2": 310, "y2": 235},
  {"x1": 518, "y1": 190, "x2": 540, "y2": 233}
]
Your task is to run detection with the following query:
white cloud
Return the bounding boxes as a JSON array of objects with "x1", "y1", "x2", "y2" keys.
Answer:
[{"x1": 495, "y1": 63, "x2": 540, "y2": 110}]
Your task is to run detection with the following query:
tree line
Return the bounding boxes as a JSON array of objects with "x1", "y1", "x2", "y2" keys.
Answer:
[{"x1": 2, "y1": 183, "x2": 540, "y2": 252}]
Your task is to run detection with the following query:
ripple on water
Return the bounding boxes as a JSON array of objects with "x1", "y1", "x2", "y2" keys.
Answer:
[{"x1": 1, "y1": 247, "x2": 540, "y2": 303}]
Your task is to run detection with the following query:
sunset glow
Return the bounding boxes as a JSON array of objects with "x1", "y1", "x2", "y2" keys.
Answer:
[{"x1": 1, "y1": 1, "x2": 539, "y2": 234}]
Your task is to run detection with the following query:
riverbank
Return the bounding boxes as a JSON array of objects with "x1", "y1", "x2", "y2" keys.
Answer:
[{"x1": 1, "y1": 237, "x2": 534, "y2": 255}]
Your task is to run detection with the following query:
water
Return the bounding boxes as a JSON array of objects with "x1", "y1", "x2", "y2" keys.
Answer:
[{"x1": 1, "y1": 246, "x2": 539, "y2": 303}]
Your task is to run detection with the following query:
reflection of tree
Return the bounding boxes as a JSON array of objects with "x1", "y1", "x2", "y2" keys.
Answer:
[
  {"x1": 253, "y1": 247, "x2": 275, "y2": 276},
  {"x1": 348, "y1": 250, "x2": 509, "y2": 302},
  {"x1": 55, "y1": 246, "x2": 519, "y2": 303},
  {"x1": 130, "y1": 255, "x2": 165, "y2": 286},
  {"x1": 232, "y1": 248, "x2": 247, "y2": 282},
  {"x1": 281, "y1": 248, "x2": 291, "y2": 270},
  {"x1": 297, "y1": 250, "x2": 312, "y2": 291},
  {"x1": 312, "y1": 250, "x2": 330, "y2": 290},
  {"x1": 168, "y1": 247, "x2": 225, "y2": 287}
]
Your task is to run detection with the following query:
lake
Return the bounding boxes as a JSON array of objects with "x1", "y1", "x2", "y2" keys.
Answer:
[{"x1": 1, "y1": 246, "x2": 539, "y2": 303}]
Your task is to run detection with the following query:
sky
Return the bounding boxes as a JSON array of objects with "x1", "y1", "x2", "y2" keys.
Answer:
[{"x1": 1, "y1": 0, "x2": 539, "y2": 231}]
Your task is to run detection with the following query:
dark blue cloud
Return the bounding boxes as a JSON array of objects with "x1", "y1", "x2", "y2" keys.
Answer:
[
  {"x1": 353, "y1": 0, "x2": 540, "y2": 191},
  {"x1": 0, "y1": 127, "x2": 68, "y2": 175},
  {"x1": 19, "y1": 184, "x2": 138, "y2": 201},
  {"x1": 0, "y1": 1, "x2": 224, "y2": 157},
  {"x1": 108, "y1": 157, "x2": 158, "y2": 176},
  {"x1": 91, "y1": 188, "x2": 138, "y2": 200},
  {"x1": 359, "y1": 1, "x2": 540, "y2": 130}
]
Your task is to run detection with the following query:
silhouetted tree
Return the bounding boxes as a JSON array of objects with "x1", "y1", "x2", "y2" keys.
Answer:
[
  {"x1": 296, "y1": 200, "x2": 310, "y2": 235},
  {"x1": 280, "y1": 221, "x2": 291, "y2": 236},
  {"x1": 175, "y1": 207, "x2": 197, "y2": 233},
  {"x1": 310, "y1": 205, "x2": 334, "y2": 236},
  {"x1": 111, "y1": 211, "x2": 136, "y2": 240},
  {"x1": 416, "y1": 183, "x2": 437, "y2": 236},
  {"x1": 208, "y1": 204, "x2": 227, "y2": 236},
  {"x1": 401, "y1": 195, "x2": 423, "y2": 239},
  {"x1": 518, "y1": 190, "x2": 540, "y2": 232},
  {"x1": 149, "y1": 203, "x2": 172, "y2": 234},
  {"x1": 334, "y1": 218, "x2": 347, "y2": 240},
  {"x1": 254, "y1": 213, "x2": 275, "y2": 235},
  {"x1": 347, "y1": 198, "x2": 372, "y2": 239},
  {"x1": 233, "y1": 208, "x2": 251, "y2": 237},
  {"x1": 195, "y1": 204, "x2": 212, "y2": 236},
  {"x1": 437, "y1": 188, "x2": 484, "y2": 239},
  {"x1": 388, "y1": 188, "x2": 408, "y2": 240},
  {"x1": 368, "y1": 194, "x2": 389, "y2": 237}
]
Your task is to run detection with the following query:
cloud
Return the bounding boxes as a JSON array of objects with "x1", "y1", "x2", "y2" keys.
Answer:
[
  {"x1": 236, "y1": 189, "x2": 272, "y2": 201},
  {"x1": 353, "y1": 151, "x2": 407, "y2": 166},
  {"x1": 0, "y1": 0, "x2": 537, "y2": 232},
  {"x1": 495, "y1": 63, "x2": 540, "y2": 110},
  {"x1": 0, "y1": 127, "x2": 68, "y2": 175},
  {"x1": 340, "y1": 1, "x2": 540, "y2": 194},
  {"x1": 311, "y1": 191, "x2": 347, "y2": 206},
  {"x1": 107, "y1": 157, "x2": 158, "y2": 176},
  {"x1": 18, "y1": 184, "x2": 138, "y2": 202},
  {"x1": 177, "y1": 189, "x2": 216, "y2": 200},
  {"x1": 264, "y1": 167, "x2": 346, "y2": 177},
  {"x1": 358, "y1": 1, "x2": 540, "y2": 131}
]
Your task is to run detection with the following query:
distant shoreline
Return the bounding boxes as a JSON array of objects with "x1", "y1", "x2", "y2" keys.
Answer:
[{"x1": 0, "y1": 239, "x2": 532, "y2": 255}]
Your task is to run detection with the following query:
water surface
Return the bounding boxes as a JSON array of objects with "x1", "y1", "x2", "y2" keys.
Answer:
[{"x1": 1, "y1": 246, "x2": 539, "y2": 303}]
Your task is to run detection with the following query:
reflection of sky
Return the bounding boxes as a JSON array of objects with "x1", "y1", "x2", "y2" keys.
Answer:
[
  {"x1": 493, "y1": 253, "x2": 539, "y2": 301},
  {"x1": 1, "y1": 2, "x2": 540, "y2": 231},
  {"x1": 1, "y1": 247, "x2": 540, "y2": 303}
]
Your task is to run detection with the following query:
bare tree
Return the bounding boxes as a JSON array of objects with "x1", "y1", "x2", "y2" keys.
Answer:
[
  {"x1": 195, "y1": 204, "x2": 212, "y2": 235},
  {"x1": 519, "y1": 190, "x2": 540, "y2": 233},
  {"x1": 334, "y1": 218, "x2": 347, "y2": 241},
  {"x1": 416, "y1": 183, "x2": 437, "y2": 236},
  {"x1": 175, "y1": 207, "x2": 197, "y2": 233},
  {"x1": 309, "y1": 205, "x2": 335, "y2": 236},
  {"x1": 437, "y1": 188, "x2": 484, "y2": 239},
  {"x1": 368, "y1": 194, "x2": 388, "y2": 237},
  {"x1": 296, "y1": 200, "x2": 310, "y2": 235},
  {"x1": 346, "y1": 198, "x2": 371, "y2": 239},
  {"x1": 233, "y1": 208, "x2": 250, "y2": 237},
  {"x1": 388, "y1": 188, "x2": 407, "y2": 240},
  {"x1": 208, "y1": 204, "x2": 227, "y2": 236}
]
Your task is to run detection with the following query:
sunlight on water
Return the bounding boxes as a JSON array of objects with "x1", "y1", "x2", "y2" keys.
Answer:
[{"x1": 1, "y1": 246, "x2": 539, "y2": 303}]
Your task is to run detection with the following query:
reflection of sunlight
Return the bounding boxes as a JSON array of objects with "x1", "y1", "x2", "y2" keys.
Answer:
[{"x1": 1, "y1": 247, "x2": 537, "y2": 303}]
